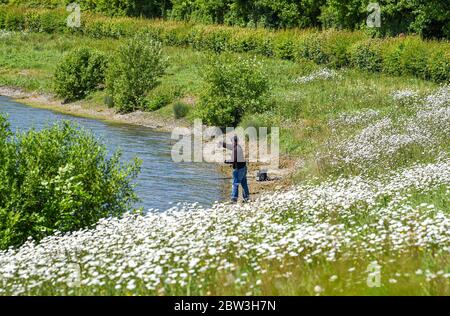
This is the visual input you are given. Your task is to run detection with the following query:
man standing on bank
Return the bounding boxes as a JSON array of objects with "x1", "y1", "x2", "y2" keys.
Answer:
[{"x1": 223, "y1": 135, "x2": 250, "y2": 203}]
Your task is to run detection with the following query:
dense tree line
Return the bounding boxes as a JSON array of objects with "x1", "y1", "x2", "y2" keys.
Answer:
[{"x1": 2, "y1": 0, "x2": 449, "y2": 38}]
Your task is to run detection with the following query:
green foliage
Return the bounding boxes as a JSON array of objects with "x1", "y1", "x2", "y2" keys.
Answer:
[
  {"x1": 173, "y1": 102, "x2": 190, "y2": 119},
  {"x1": 297, "y1": 30, "x2": 365, "y2": 68},
  {"x1": 104, "y1": 94, "x2": 114, "y2": 107},
  {"x1": 8, "y1": 0, "x2": 64, "y2": 8},
  {"x1": 427, "y1": 48, "x2": 450, "y2": 83},
  {"x1": 170, "y1": 0, "x2": 326, "y2": 28},
  {"x1": 0, "y1": 6, "x2": 67, "y2": 32},
  {"x1": 4, "y1": 5, "x2": 25, "y2": 30},
  {"x1": 0, "y1": 6, "x2": 449, "y2": 83},
  {"x1": 349, "y1": 39, "x2": 383, "y2": 72},
  {"x1": 53, "y1": 47, "x2": 108, "y2": 101},
  {"x1": 145, "y1": 85, "x2": 182, "y2": 111},
  {"x1": 226, "y1": 28, "x2": 274, "y2": 56},
  {"x1": 323, "y1": 30, "x2": 365, "y2": 68},
  {"x1": 38, "y1": 9, "x2": 65, "y2": 32},
  {"x1": 321, "y1": 0, "x2": 450, "y2": 39},
  {"x1": 297, "y1": 33, "x2": 329, "y2": 65},
  {"x1": 77, "y1": 0, "x2": 136, "y2": 17},
  {"x1": 6, "y1": 0, "x2": 450, "y2": 39},
  {"x1": 273, "y1": 32, "x2": 295, "y2": 60},
  {"x1": 146, "y1": 94, "x2": 171, "y2": 112},
  {"x1": 198, "y1": 55, "x2": 269, "y2": 127},
  {"x1": 399, "y1": 38, "x2": 429, "y2": 78},
  {"x1": 381, "y1": 39, "x2": 404, "y2": 76},
  {"x1": 239, "y1": 112, "x2": 274, "y2": 135},
  {"x1": 7, "y1": 0, "x2": 171, "y2": 17},
  {"x1": 106, "y1": 36, "x2": 167, "y2": 113},
  {"x1": 0, "y1": 116, "x2": 140, "y2": 249},
  {"x1": 377, "y1": 37, "x2": 450, "y2": 82}
]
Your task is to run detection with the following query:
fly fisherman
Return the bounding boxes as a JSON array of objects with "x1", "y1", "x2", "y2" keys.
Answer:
[{"x1": 222, "y1": 135, "x2": 250, "y2": 203}]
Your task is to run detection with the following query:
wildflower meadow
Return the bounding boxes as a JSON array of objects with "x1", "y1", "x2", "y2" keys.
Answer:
[
  {"x1": 1, "y1": 86, "x2": 448, "y2": 296},
  {"x1": 0, "y1": 2, "x2": 449, "y2": 298}
]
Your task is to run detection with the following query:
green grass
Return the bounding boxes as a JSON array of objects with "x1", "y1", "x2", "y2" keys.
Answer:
[
  {"x1": 0, "y1": 33, "x2": 445, "y2": 186},
  {"x1": 0, "y1": 32, "x2": 449, "y2": 296},
  {"x1": 17, "y1": 253, "x2": 450, "y2": 296},
  {"x1": 0, "y1": 32, "x2": 439, "y2": 167}
]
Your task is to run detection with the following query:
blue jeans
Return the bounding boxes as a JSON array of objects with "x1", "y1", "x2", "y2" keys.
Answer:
[{"x1": 232, "y1": 166, "x2": 249, "y2": 202}]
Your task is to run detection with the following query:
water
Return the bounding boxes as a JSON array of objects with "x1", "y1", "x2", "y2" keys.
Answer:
[{"x1": 0, "y1": 96, "x2": 226, "y2": 210}]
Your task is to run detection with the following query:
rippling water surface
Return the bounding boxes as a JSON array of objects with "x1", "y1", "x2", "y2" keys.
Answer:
[{"x1": 0, "y1": 96, "x2": 225, "y2": 210}]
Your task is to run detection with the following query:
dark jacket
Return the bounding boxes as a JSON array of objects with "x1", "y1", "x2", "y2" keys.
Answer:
[{"x1": 223, "y1": 141, "x2": 246, "y2": 169}]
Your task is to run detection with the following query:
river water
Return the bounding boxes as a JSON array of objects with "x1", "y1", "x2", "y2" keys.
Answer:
[{"x1": 0, "y1": 96, "x2": 226, "y2": 210}]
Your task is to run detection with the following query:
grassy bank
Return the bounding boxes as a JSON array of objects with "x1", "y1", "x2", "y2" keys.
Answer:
[
  {"x1": 0, "y1": 6, "x2": 449, "y2": 83},
  {"x1": 0, "y1": 30, "x2": 449, "y2": 295},
  {"x1": 0, "y1": 31, "x2": 441, "y2": 175}
]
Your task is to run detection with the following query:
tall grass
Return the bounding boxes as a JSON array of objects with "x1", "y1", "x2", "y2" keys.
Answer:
[
  {"x1": 0, "y1": 31, "x2": 449, "y2": 297},
  {"x1": 0, "y1": 6, "x2": 449, "y2": 83},
  {"x1": 0, "y1": 32, "x2": 440, "y2": 163}
]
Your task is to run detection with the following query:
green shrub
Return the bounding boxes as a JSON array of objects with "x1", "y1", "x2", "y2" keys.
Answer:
[
  {"x1": 39, "y1": 10, "x2": 65, "y2": 33},
  {"x1": 239, "y1": 112, "x2": 274, "y2": 135},
  {"x1": 24, "y1": 10, "x2": 41, "y2": 32},
  {"x1": 273, "y1": 34, "x2": 295, "y2": 60},
  {"x1": 228, "y1": 29, "x2": 274, "y2": 56},
  {"x1": 4, "y1": 1, "x2": 450, "y2": 39},
  {"x1": 173, "y1": 102, "x2": 190, "y2": 119},
  {"x1": 77, "y1": 0, "x2": 135, "y2": 17},
  {"x1": 198, "y1": 55, "x2": 269, "y2": 127},
  {"x1": 381, "y1": 39, "x2": 405, "y2": 76},
  {"x1": 5, "y1": 7, "x2": 25, "y2": 31},
  {"x1": 86, "y1": 17, "x2": 139, "y2": 39},
  {"x1": 106, "y1": 36, "x2": 167, "y2": 113},
  {"x1": 162, "y1": 23, "x2": 191, "y2": 46},
  {"x1": 297, "y1": 34, "x2": 329, "y2": 65},
  {"x1": 322, "y1": 30, "x2": 363, "y2": 68},
  {"x1": 0, "y1": 116, "x2": 140, "y2": 249},
  {"x1": 381, "y1": 36, "x2": 439, "y2": 79},
  {"x1": 400, "y1": 37, "x2": 429, "y2": 78},
  {"x1": 53, "y1": 47, "x2": 108, "y2": 101},
  {"x1": 201, "y1": 28, "x2": 231, "y2": 53},
  {"x1": 427, "y1": 48, "x2": 450, "y2": 83},
  {"x1": 0, "y1": 7, "x2": 5, "y2": 28},
  {"x1": 322, "y1": 0, "x2": 449, "y2": 39},
  {"x1": 145, "y1": 85, "x2": 183, "y2": 112},
  {"x1": 297, "y1": 30, "x2": 363, "y2": 68},
  {"x1": 8, "y1": 0, "x2": 449, "y2": 39},
  {"x1": 1, "y1": 7, "x2": 448, "y2": 83},
  {"x1": 104, "y1": 95, "x2": 114, "y2": 107},
  {"x1": 0, "y1": 6, "x2": 68, "y2": 33},
  {"x1": 187, "y1": 25, "x2": 206, "y2": 50},
  {"x1": 146, "y1": 94, "x2": 171, "y2": 111},
  {"x1": 7, "y1": 1, "x2": 64, "y2": 9},
  {"x1": 349, "y1": 40, "x2": 383, "y2": 72}
]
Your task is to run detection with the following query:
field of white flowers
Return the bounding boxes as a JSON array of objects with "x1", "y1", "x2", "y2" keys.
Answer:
[
  {"x1": 0, "y1": 86, "x2": 449, "y2": 296},
  {"x1": 321, "y1": 86, "x2": 450, "y2": 174}
]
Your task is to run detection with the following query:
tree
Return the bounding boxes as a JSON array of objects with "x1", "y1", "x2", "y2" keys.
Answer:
[
  {"x1": 198, "y1": 54, "x2": 269, "y2": 127},
  {"x1": 0, "y1": 117, "x2": 141, "y2": 249},
  {"x1": 106, "y1": 36, "x2": 167, "y2": 113},
  {"x1": 53, "y1": 47, "x2": 107, "y2": 102}
]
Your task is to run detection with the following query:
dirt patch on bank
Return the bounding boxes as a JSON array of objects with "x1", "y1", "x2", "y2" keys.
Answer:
[
  {"x1": 0, "y1": 86, "x2": 185, "y2": 132},
  {"x1": 1, "y1": 86, "x2": 298, "y2": 199}
]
